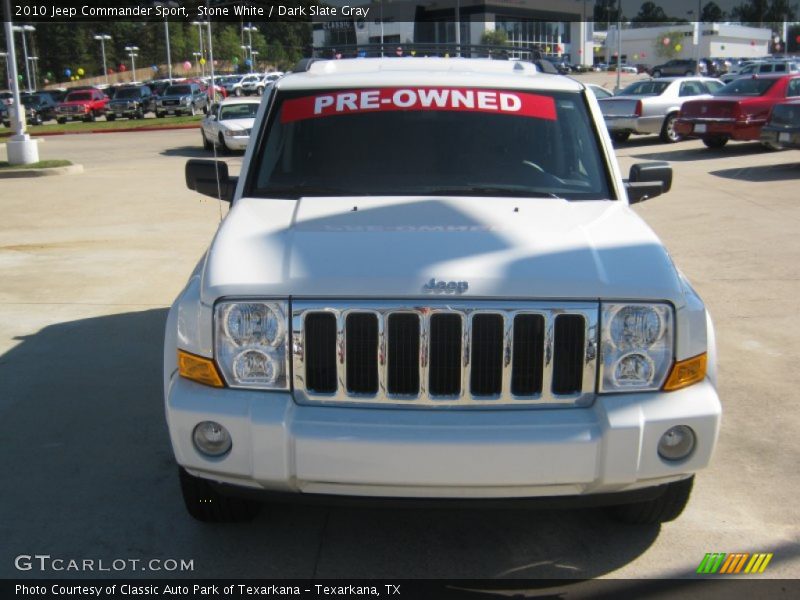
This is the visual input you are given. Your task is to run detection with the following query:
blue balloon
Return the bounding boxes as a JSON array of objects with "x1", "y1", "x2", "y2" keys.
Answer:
[
  {"x1": 244, "y1": 59, "x2": 252, "y2": 67},
  {"x1": 151, "y1": 65, "x2": 158, "y2": 72},
  {"x1": 64, "y1": 68, "x2": 72, "y2": 77}
]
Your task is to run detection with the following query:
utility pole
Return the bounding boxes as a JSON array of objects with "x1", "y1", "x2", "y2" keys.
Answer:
[
  {"x1": 93, "y1": 34, "x2": 112, "y2": 85},
  {"x1": 164, "y1": 20, "x2": 173, "y2": 81},
  {"x1": 125, "y1": 45, "x2": 139, "y2": 82},
  {"x1": 12, "y1": 24, "x2": 35, "y2": 93}
]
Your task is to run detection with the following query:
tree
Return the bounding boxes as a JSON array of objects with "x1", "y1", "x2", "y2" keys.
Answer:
[
  {"x1": 480, "y1": 29, "x2": 508, "y2": 47},
  {"x1": 701, "y1": 2, "x2": 726, "y2": 21},
  {"x1": 631, "y1": 1, "x2": 668, "y2": 27}
]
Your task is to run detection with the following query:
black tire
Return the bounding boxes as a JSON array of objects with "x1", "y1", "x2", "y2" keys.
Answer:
[
  {"x1": 760, "y1": 140, "x2": 783, "y2": 152},
  {"x1": 607, "y1": 476, "x2": 694, "y2": 525},
  {"x1": 660, "y1": 113, "x2": 682, "y2": 143},
  {"x1": 217, "y1": 133, "x2": 230, "y2": 154},
  {"x1": 136, "y1": 108, "x2": 145, "y2": 120},
  {"x1": 256, "y1": 86, "x2": 264, "y2": 96},
  {"x1": 611, "y1": 132, "x2": 631, "y2": 143},
  {"x1": 107, "y1": 113, "x2": 116, "y2": 122},
  {"x1": 702, "y1": 136, "x2": 728, "y2": 149},
  {"x1": 57, "y1": 118, "x2": 67, "y2": 124},
  {"x1": 156, "y1": 111, "x2": 165, "y2": 118},
  {"x1": 234, "y1": 87, "x2": 242, "y2": 97},
  {"x1": 178, "y1": 467, "x2": 261, "y2": 523},
  {"x1": 84, "y1": 111, "x2": 96, "y2": 123},
  {"x1": 652, "y1": 70, "x2": 662, "y2": 78},
  {"x1": 201, "y1": 130, "x2": 212, "y2": 150}
]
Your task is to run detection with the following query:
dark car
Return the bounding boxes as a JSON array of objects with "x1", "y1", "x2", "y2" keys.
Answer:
[
  {"x1": 106, "y1": 85, "x2": 155, "y2": 120},
  {"x1": 651, "y1": 59, "x2": 706, "y2": 77},
  {"x1": 760, "y1": 100, "x2": 800, "y2": 149},
  {"x1": 155, "y1": 83, "x2": 208, "y2": 117},
  {"x1": 16, "y1": 92, "x2": 59, "y2": 124}
]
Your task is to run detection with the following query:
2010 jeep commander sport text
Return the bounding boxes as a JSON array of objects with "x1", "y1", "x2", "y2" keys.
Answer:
[{"x1": 166, "y1": 58, "x2": 721, "y2": 524}]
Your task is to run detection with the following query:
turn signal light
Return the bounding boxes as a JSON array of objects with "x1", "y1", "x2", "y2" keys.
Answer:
[
  {"x1": 178, "y1": 350, "x2": 224, "y2": 388},
  {"x1": 663, "y1": 353, "x2": 707, "y2": 391}
]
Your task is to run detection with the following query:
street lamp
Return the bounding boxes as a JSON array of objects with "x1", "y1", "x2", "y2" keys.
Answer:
[
  {"x1": 27, "y1": 56, "x2": 38, "y2": 90},
  {"x1": 193, "y1": 51, "x2": 202, "y2": 75},
  {"x1": 190, "y1": 21, "x2": 206, "y2": 77},
  {"x1": 12, "y1": 24, "x2": 35, "y2": 93},
  {"x1": 124, "y1": 45, "x2": 139, "y2": 81},
  {"x1": 243, "y1": 24, "x2": 258, "y2": 69},
  {"x1": 93, "y1": 34, "x2": 112, "y2": 85},
  {"x1": 240, "y1": 45, "x2": 252, "y2": 71},
  {"x1": 250, "y1": 50, "x2": 259, "y2": 71}
]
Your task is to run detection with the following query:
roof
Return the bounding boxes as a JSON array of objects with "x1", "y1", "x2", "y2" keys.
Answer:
[
  {"x1": 276, "y1": 58, "x2": 585, "y2": 93},
  {"x1": 219, "y1": 96, "x2": 261, "y2": 105}
]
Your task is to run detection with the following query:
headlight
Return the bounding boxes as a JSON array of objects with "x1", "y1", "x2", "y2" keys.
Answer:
[
  {"x1": 215, "y1": 301, "x2": 289, "y2": 389},
  {"x1": 600, "y1": 303, "x2": 673, "y2": 392},
  {"x1": 182, "y1": 96, "x2": 191, "y2": 104}
]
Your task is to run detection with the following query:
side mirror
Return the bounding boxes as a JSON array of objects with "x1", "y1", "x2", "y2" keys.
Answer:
[
  {"x1": 625, "y1": 161, "x2": 672, "y2": 204},
  {"x1": 185, "y1": 159, "x2": 237, "y2": 203}
]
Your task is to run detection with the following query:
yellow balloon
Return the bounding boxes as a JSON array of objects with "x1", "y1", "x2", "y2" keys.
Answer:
[
  {"x1": 545, "y1": 46, "x2": 551, "y2": 53},
  {"x1": 199, "y1": 58, "x2": 206, "y2": 65},
  {"x1": 77, "y1": 68, "x2": 85, "y2": 76},
  {"x1": 675, "y1": 44, "x2": 682, "y2": 52}
]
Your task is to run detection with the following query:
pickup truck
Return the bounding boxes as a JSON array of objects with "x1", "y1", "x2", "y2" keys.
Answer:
[
  {"x1": 55, "y1": 88, "x2": 108, "y2": 123},
  {"x1": 167, "y1": 57, "x2": 721, "y2": 525}
]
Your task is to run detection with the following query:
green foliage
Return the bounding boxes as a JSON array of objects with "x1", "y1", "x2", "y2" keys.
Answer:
[{"x1": 480, "y1": 30, "x2": 509, "y2": 47}]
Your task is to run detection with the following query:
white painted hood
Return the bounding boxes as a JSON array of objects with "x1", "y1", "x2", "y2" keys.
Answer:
[
  {"x1": 201, "y1": 195, "x2": 684, "y2": 306},
  {"x1": 218, "y1": 117, "x2": 254, "y2": 132}
]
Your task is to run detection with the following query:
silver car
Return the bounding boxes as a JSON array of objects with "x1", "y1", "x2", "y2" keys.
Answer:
[{"x1": 599, "y1": 77, "x2": 725, "y2": 143}]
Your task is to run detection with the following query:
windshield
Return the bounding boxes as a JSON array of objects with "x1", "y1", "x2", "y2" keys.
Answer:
[
  {"x1": 620, "y1": 81, "x2": 669, "y2": 96},
  {"x1": 65, "y1": 92, "x2": 91, "y2": 102},
  {"x1": 251, "y1": 88, "x2": 611, "y2": 200},
  {"x1": 165, "y1": 85, "x2": 191, "y2": 96},
  {"x1": 219, "y1": 103, "x2": 259, "y2": 120},
  {"x1": 715, "y1": 78, "x2": 777, "y2": 96},
  {"x1": 115, "y1": 88, "x2": 142, "y2": 99},
  {"x1": 21, "y1": 93, "x2": 46, "y2": 105}
]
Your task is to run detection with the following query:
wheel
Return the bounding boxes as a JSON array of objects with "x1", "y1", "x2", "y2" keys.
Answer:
[
  {"x1": 760, "y1": 140, "x2": 783, "y2": 151},
  {"x1": 659, "y1": 113, "x2": 682, "y2": 143},
  {"x1": 234, "y1": 87, "x2": 242, "y2": 97},
  {"x1": 84, "y1": 111, "x2": 96, "y2": 123},
  {"x1": 57, "y1": 118, "x2": 67, "y2": 124},
  {"x1": 217, "y1": 133, "x2": 230, "y2": 154},
  {"x1": 178, "y1": 467, "x2": 261, "y2": 523},
  {"x1": 652, "y1": 70, "x2": 662, "y2": 78},
  {"x1": 256, "y1": 86, "x2": 264, "y2": 96},
  {"x1": 685, "y1": 70, "x2": 694, "y2": 76},
  {"x1": 607, "y1": 476, "x2": 694, "y2": 525},
  {"x1": 156, "y1": 111, "x2": 165, "y2": 118},
  {"x1": 201, "y1": 130, "x2": 212, "y2": 150},
  {"x1": 136, "y1": 108, "x2": 145, "y2": 120},
  {"x1": 190, "y1": 103, "x2": 198, "y2": 116},
  {"x1": 107, "y1": 113, "x2": 116, "y2": 122},
  {"x1": 32, "y1": 115, "x2": 42, "y2": 126},
  {"x1": 702, "y1": 136, "x2": 728, "y2": 149},
  {"x1": 611, "y1": 132, "x2": 630, "y2": 143}
]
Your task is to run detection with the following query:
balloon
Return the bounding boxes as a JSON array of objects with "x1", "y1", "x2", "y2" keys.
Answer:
[
  {"x1": 578, "y1": 49, "x2": 582, "y2": 55},
  {"x1": 641, "y1": 52, "x2": 647, "y2": 58},
  {"x1": 675, "y1": 44, "x2": 682, "y2": 52},
  {"x1": 556, "y1": 45, "x2": 562, "y2": 53},
  {"x1": 64, "y1": 68, "x2": 72, "y2": 77},
  {"x1": 796, "y1": 35, "x2": 800, "y2": 44},
  {"x1": 18, "y1": 74, "x2": 23, "y2": 81},
  {"x1": 232, "y1": 56, "x2": 239, "y2": 63},
  {"x1": 77, "y1": 68, "x2": 84, "y2": 76},
  {"x1": 108, "y1": 67, "x2": 115, "y2": 74},
  {"x1": 151, "y1": 65, "x2": 158, "y2": 72},
  {"x1": 545, "y1": 46, "x2": 551, "y2": 53},
  {"x1": 750, "y1": 40, "x2": 756, "y2": 46},
  {"x1": 43, "y1": 78, "x2": 49, "y2": 84},
  {"x1": 199, "y1": 57, "x2": 206, "y2": 65},
  {"x1": 70, "y1": 75, "x2": 76, "y2": 81},
  {"x1": 633, "y1": 54, "x2": 639, "y2": 60},
  {"x1": 244, "y1": 58, "x2": 252, "y2": 66},
  {"x1": 213, "y1": 60, "x2": 218, "y2": 66},
  {"x1": 182, "y1": 60, "x2": 192, "y2": 71},
  {"x1": 46, "y1": 71, "x2": 53, "y2": 78},
  {"x1": 663, "y1": 37, "x2": 670, "y2": 46},
  {"x1": 721, "y1": 45, "x2": 726, "y2": 51},
  {"x1": 119, "y1": 64, "x2": 127, "y2": 72}
]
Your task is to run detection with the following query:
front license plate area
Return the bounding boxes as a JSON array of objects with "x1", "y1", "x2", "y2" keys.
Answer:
[
  {"x1": 779, "y1": 132, "x2": 790, "y2": 142},
  {"x1": 694, "y1": 124, "x2": 707, "y2": 133}
]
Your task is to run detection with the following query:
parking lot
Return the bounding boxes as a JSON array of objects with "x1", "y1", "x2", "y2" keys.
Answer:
[{"x1": 1, "y1": 124, "x2": 799, "y2": 580}]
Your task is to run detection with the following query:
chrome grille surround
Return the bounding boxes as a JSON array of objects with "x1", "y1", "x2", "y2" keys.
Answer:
[{"x1": 292, "y1": 300, "x2": 598, "y2": 409}]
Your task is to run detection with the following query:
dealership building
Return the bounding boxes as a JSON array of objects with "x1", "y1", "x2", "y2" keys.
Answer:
[
  {"x1": 603, "y1": 22, "x2": 773, "y2": 67},
  {"x1": 313, "y1": 0, "x2": 596, "y2": 65}
]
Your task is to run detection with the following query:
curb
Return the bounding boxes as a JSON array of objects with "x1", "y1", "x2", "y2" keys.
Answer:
[
  {"x1": 1, "y1": 124, "x2": 199, "y2": 139},
  {"x1": 0, "y1": 164, "x2": 84, "y2": 178}
]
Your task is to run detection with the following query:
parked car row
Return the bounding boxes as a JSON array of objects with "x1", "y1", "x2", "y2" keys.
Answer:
[{"x1": 597, "y1": 73, "x2": 800, "y2": 151}]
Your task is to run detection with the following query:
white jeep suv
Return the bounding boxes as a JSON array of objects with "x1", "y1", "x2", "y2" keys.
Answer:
[{"x1": 167, "y1": 58, "x2": 721, "y2": 524}]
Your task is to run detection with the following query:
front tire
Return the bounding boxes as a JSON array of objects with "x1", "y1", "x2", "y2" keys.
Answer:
[
  {"x1": 156, "y1": 111, "x2": 165, "y2": 118},
  {"x1": 702, "y1": 136, "x2": 728, "y2": 149},
  {"x1": 201, "y1": 130, "x2": 212, "y2": 150},
  {"x1": 106, "y1": 113, "x2": 116, "y2": 122},
  {"x1": 179, "y1": 467, "x2": 261, "y2": 523},
  {"x1": 217, "y1": 133, "x2": 230, "y2": 154},
  {"x1": 760, "y1": 140, "x2": 783, "y2": 151},
  {"x1": 234, "y1": 88, "x2": 242, "y2": 97},
  {"x1": 256, "y1": 86, "x2": 264, "y2": 96},
  {"x1": 652, "y1": 70, "x2": 662, "y2": 78},
  {"x1": 660, "y1": 113, "x2": 682, "y2": 143},
  {"x1": 607, "y1": 476, "x2": 694, "y2": 525},
  {"x1": 611, "y1": 131, "x2": 631, "y2": 143}
]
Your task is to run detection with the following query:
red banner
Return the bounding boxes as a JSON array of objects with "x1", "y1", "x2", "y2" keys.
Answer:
[{"x1": 280, "y1": 88, "x2": 558, "y2": 123}]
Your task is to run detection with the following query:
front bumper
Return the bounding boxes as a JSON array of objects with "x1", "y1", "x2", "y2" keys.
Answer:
[
  {"x1": 166, "y1": 374, "x2": 721, "y2": 499},
  {"x1": 222, "y1": 134, "x2": 250, "y2": 149},
  {"x1": 603, "y1": 115, "x2": 663, "y2": 135}
]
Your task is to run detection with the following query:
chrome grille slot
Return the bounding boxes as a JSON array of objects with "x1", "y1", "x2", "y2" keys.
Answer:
[
  {"x1": 470, "y1": 314, "x2": 504, "y2": 396},
  {"x1": 387, "y1": 313, "x2": 420, "y2": 396},
  {"x1": 511, "y1": 314, "x2": 545, "y2": 396},
  {"x1": 553, "y1": 314, "x2": 586, "y2": 395},
  {"x1": 292, "y1": 301, "x2": 597, "y2": 408},
  {"x1": 345, "y1": 313, "x2": 378, "y2": 394},
  {"x1": 429, "y1": 314, "x2": 463, "y2": 396}
]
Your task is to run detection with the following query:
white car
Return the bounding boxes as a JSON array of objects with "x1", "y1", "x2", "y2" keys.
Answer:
[
  {"x1": 171, "y1": 58, "x2": 721, "y2": 525},
  {"x1": 200, "y1": 97, "x2": 260, "y2": 152}
]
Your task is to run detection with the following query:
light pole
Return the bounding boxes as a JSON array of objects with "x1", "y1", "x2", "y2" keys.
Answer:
[
  {"x1": 12, "y1": 24, "x2": 35, "y2": 93},
  {"x1": 164, "y1": 20, "x2": 173, "y2": 81},
  {"x1": 93, "y1": 34, "x2": 111, "y2": 85},
  {"x1": 191, "y1": 21, "x2": 206, "y2": 77},
  {"x1": 124, "y1": 45, "x2": 139, "y2": 82},
  {"x1": 3, "y1": 0, "x2": 39, "y2": 163},
  {"x1": 193, "y1": 51, "x2": 202, "y2": 75},
  {"x1": 27, "y1": 56, "x2": 38, "y2": 90},
  {"x1": 243, "y1": 24, "x2": 257, "y2": 68},
  {"x1": 250, "y1": 50, "x2": 259, "y2": 71},
  {"x1": 241, "y1": 45, "x2": 252, "y2": 71},
  {"x1": 615, "y1": 0, "x2": 623, "y2": 93}
]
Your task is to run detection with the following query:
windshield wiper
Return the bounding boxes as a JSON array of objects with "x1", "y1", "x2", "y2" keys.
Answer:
[
  {"x1": 258, "y1": 184, "x2": 357, "y2": 198},
  {"x1": 420, "y1": 185, "x2": 565, "y2": 199}
]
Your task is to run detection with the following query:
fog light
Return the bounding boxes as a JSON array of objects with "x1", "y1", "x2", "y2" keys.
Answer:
[
  {"x1": 192, "y1": 421, "x2": 232, "y2": 457},
  {"x1": 658, "y1": 425, "x2": 696, "y2": 461}
]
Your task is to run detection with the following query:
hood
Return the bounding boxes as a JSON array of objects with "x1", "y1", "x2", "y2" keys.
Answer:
[
  {"x1": 60, "y1": 99, "x2": 93, "y2": 106},
  {"x1": 218, "y1": 117, "x2": 255, "y2": 131},
  {"x1": 201, "y1": 196, "x2": 685, "y2": 306}
]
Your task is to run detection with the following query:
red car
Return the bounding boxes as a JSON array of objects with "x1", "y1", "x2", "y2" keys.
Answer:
[
  {"x1": 675, "y1": 74, "x2": 800, "y2": 148},
  {"x1": 55, "y1": 88, "x2": 109, "y2": 123}
]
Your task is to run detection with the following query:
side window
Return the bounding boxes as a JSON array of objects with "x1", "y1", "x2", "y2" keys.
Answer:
[
  {"x1": 774, "y1": 63, "x2": 786, "y2": 73},
  {"x1": 758, "y1": 64, "x2": 772, "y2": 73},
  {"x1": 680, "y1": 82, "x2": 702, "y2": 96},
  {"x1": 703, "y1": 80, "x2": 724, "y2": 93},
  {"x1": 787, "y1": 79, "x2": 800, "y2": 97}
]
